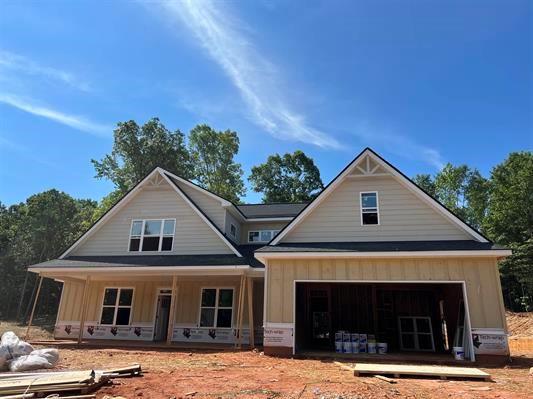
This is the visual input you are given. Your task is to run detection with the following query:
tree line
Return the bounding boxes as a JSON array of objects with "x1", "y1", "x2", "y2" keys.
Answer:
[{"x1": 0, "y1": 118, "x2": 531, "y2": 323}]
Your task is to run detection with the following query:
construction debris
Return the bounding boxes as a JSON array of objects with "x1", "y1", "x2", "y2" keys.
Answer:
[
  {"x1": 0, "y1": 364, "x2": 141, "y2": 397},
  {"x1": 0, "y1": 332, "x2": 59, "y2": 372},
  {"x1": 352, "y1": 363, "x2": 491, "y2": 381}
]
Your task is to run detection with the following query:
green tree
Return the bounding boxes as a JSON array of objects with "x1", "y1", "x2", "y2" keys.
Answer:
[
  {"x1": 485, "y1": 152, "x2": 533, "y2": 245},
  {"x1": 498, "y1": 239, "x2": 533, "y2": 311},
  {"x1": 413, "y1": 164, "x2": 490, "y2": 229},
  {"x1": 188, "y1": 124, "x2": 245, "y2": 203},
  {"x1": 92, "y1": 118, "x2": 193, "y2": 193},
  {"x1": 0, "y1": 191, "x2": 96, "y2": 320},
  {"x1": 249, "y1": 150, "x2": 324, "y2": 203}
]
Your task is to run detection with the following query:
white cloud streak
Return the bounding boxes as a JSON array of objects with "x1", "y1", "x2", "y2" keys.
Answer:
[
  {"x1": 0, "y1": 94, "x2": 111, "y2": 137},
  {"x1": 0, "y1": 50, "x2": 92, "y2": 92},
  {"x1": 152, "y1": 0, "x2": 341, "y2": 149}
]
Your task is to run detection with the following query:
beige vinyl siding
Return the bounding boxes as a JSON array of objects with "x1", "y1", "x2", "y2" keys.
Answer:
[
  {"x1": 174, "y1": 180, "x2": 226, "y2": 231},
  {"x1": 265, "y1": 257, "x2": 507, "y2": 331},
  {"x1": 70, "y1": 183, "x2": 233, "y2": 256},
  {"x1": 242, "y1": 221, "x2": 288, "y2": 243},
  {"x1": 283, "y1": 176, "x2": 470, "y2": 242},
  {"x1": 224, "y1": 211, "x2": 241, "y2": 243},
  {"x1": 57, "y1": 276, "x2": 254, "y2": 327}
]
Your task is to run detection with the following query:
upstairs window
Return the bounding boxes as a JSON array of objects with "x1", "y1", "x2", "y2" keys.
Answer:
[
  {"x1": 230, "y1": 223, "x2": 237, "y2": 238},
  {"x1": 100, "y1": 288, "x2": 133, "y2": 325},
  {"x1": 199, "y1": 288, "x2": 234, "y2": 328},
  {"x1": 360, "y1": 192, "x2": 379, "y2": 225},
  {"x1": 129, "y1": 219, "x2": 175, "y2": 252},
  {"x1": 248, "y1": 229, "x2": 280, "y2": 243}
]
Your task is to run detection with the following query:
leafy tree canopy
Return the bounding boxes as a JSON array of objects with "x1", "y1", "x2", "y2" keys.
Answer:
[
  {"x1": 249, "y1": 150, "x2": 324, "y2": 203},
  {"x1": 92, "y1": 118, "x2": 193, "y2": 193},
  {"x1": 485, "y1": 151, "x2": 533, "y2": 245},
  {"x1": 188, "y1": 124, "x2": 245, "y2": 203}
]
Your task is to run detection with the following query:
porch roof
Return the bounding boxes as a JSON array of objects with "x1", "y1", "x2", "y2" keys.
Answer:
[
  {"x1": 28, "y1": 253, "x2": 264, "y2": 270},
  {"x1": 255, "y1": 240, "x2": 508, "y2": 253}
]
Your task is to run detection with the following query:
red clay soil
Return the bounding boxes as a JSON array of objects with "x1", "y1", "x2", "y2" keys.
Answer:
[
  {"x1": 50, "y1": 347, "x2": 533, "y2": 399},
  {"x1": 507, "y1": 312, "x2": 533, "y2": 338}
]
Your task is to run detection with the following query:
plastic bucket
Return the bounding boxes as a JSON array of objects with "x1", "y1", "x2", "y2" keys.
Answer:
[
  {"x1": 453, "y1": 346, "x2": 465, "y2": 360},
  {"x1": 367, "y1": 342, "x2": 377, "y2": 354},
  {"x1": 377, "y1": 342, "x2": 388, "y2": 354}
]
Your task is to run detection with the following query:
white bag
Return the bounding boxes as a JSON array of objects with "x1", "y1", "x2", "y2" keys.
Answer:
[
  {"x1": 31, "y1": 348, "x2": 59, "y2": 365},
  {"x1": 8, "y1": 354, "x2": 53, "y2": 372},
  {"x1": 0, "y1": 345, "x2": 10, "y2": 371},
  {"x1": 1, "y1": 331, "x2": 34, "y2": 357}
]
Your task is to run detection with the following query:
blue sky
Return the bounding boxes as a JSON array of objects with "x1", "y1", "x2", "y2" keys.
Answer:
[{"x1": 0, "y1": 0, "x2": 531, "y2": 205}]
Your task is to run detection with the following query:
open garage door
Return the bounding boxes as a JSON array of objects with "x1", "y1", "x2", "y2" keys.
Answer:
[{"x1": 294, "y1": 281, "x2": 474, "y2": 361}]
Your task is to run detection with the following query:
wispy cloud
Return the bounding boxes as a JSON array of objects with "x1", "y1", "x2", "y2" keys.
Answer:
[
  {"x1": 351, "y1": 123, "x2": 445, "y2": 170},
  {"x1": 0, "y1": 50, "x2": 92, "y2": 92},
  {"x1": 0, "y1": 94, "x2": 111, "y2": 137},
  {"x1": 151, "y1": 0, "x2": 341, "y2": 149}
]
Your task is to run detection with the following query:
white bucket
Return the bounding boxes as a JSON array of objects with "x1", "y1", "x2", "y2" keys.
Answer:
[
  {"x1": 335, "y1": 332, "x2": 343, "y2": 353},
  {"x1": 453, "y1": 346, "x2": 465, "y2": 360},
  {"x1": 377, "y1": 342, "x2": 388, "y2": 354},
  {"x1": 367, "y1": 342, "x2": 377, "y2": 354}
]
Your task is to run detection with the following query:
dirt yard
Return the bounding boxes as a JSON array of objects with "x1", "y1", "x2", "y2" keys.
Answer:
[{"x1": 42, "y1": 346, "x2": 531, "y2": 399}]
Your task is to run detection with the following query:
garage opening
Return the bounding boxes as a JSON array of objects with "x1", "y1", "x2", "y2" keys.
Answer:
[{"x1": 295, "y1": 282, "x2": 473, "y2": 361}]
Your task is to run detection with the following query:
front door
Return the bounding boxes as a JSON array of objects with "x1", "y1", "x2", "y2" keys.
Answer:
[{"x1": 154, "y1": 294, "x2": 171, "y2": 341}]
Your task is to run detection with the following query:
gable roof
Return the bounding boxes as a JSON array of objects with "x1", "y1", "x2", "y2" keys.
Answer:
[
  {"x1": 270, "y1": 148, "x2": 490, "y2": 245},
  {"x1": 60, "y1": 167, "x2": 242, "y2": 258}
]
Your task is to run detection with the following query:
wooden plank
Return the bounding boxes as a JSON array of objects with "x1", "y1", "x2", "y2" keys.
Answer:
[
  {"x1": 373, "y1": 375, "x2": 397, "y2": 384},
  {"x1": 77, "y1": 276, "x2": 91, "y2": 344},
  {"x1": 334, "y1": 361, "x2": 355, "y2": 372},
  {"x1": 167, "y1": 276, "x2": 178, "y2": 345},
  {"x1": 353, "y1": 363, "x2": 490, "y2": 380},
  {"x1": 236, "y1": 275, "x2": 246, "y2": 348},
  {"x1": 247, "y1": 277, "x2": 254, "y2": 348},
  {"x1": 24, "y1": 275, "x2": 43, "y2": 340}
]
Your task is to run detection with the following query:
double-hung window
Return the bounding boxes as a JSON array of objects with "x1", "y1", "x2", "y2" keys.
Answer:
[
  {"x1": 100, "y1": 288, "x2": 134, "y2": 325},
  {"x1": 129, "y1": 219, "x2": 175, "y2": 252},
  {"x1": 199, "y1": 288, "x2": 234, "y2": 328},
  {"x1": 360, "y1": 192, "x2": 379, "y2": 225},
  {"x1": 248, "y1": 230, "x2": 280, "y2": 243}
]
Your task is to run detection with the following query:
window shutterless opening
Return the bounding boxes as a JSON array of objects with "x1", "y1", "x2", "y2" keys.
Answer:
[
  {"x1": 360, "y1": 192, "x2": 379, "y2": 225},
  {"x1": 129, "y1": 219, "x2": 175, "y2": 252},
  {"x1": 199, "y1": 288, "x2": 234, "y2": 328},
  {"x1": 100, "y1": 287, "x2": 134, "y2": 326},
  {"x1": 248, "y1": 229, "x2": 280, "y2": 243}
]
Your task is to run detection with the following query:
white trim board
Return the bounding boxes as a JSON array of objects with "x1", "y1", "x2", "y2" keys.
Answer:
[
  {"x1": 255, "y1": 249, "x2": 511, "y2": 262},
  {"x1": 271, "y1": 148, "x2": 489, "y2": 245}
]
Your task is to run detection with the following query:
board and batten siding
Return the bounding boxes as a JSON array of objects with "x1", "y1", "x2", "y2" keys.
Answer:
[
  {"x1": 265, "y1": 257, "x2": 507, "y2": 332},
  {"x1": 282, "y1": 175, "x2": 470, "y2": 242},
  {"x1": 70, "y1": 183, "x2": 233, "y2": 256},
  {"x1": 57, "y1": 276, "x2": 260, "y2": 328}
]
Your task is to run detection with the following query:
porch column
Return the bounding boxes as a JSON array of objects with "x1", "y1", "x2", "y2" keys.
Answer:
[
  {"x1": 235, "y1": 274, "x2": 246, "y2": 348},
  {"x1": 77, "y1": 276, "x2": 91, "y2": 344},
  {"x1": 247, "y1": 277, "x2": 254, "y2": 348},
  {"x1": 166, "y1": 276, "x2": 178, "y2": 345},
  {"x1": 24, "y1": 274, "x2": 43, "y2": 340}
]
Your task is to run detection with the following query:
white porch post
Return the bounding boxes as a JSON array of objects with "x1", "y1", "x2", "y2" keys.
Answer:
[
  {"x1": 247, "y1": 277, "x2": 254, "y2": 348},
  {"x1": 166, "y1": 275, "x2": 178, "y2": 345}
]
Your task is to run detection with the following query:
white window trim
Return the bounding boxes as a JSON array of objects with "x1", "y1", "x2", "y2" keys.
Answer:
[
  {"x1": 99, "y1": 287, "x2": 135, "y2": 326},
  {"x1": 197, "y1": 287, "x2": 235, "y2": 329},
  {"x1": 128, "y1": 218, "x2": 176, "y2": 252},
  {"x1": 248, "y1": 230, "x2": 280, "y2": 243},
  {"x1": 360, "y1": 191, "x2": 380, "y2": 226},
  {"x1": 230, "y1": 223, "x2": 237, "y2": 238}
]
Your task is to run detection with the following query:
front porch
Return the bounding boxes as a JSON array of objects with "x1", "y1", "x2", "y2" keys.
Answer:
[{"x1": 26, "y1": 266, "x2": 264, "y2": 348}]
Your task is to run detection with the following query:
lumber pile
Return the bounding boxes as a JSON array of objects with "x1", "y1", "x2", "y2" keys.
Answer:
[{"x1": 0, "y1": 364, "x2": 141, "y2": 397}]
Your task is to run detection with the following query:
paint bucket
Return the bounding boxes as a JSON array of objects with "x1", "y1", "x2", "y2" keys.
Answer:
[
  {"x1": 377, "y1": 343, "x2": 388, "y2": 354},
  {"x1": 335, "y1": 332, "x2": 343, "y2": 353},
  {"x1": 367, "y1": 342, "x2": 377, "y2": 354},
  {"x1": 351, "y1": 334, "x2": 359, "y2": 353},
  {"x1": 342, "y1": 332, "x2": 352, "y2": 353},
  {"x1": 453, "y1": 346, "x2": 465, "y2": 360}
]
